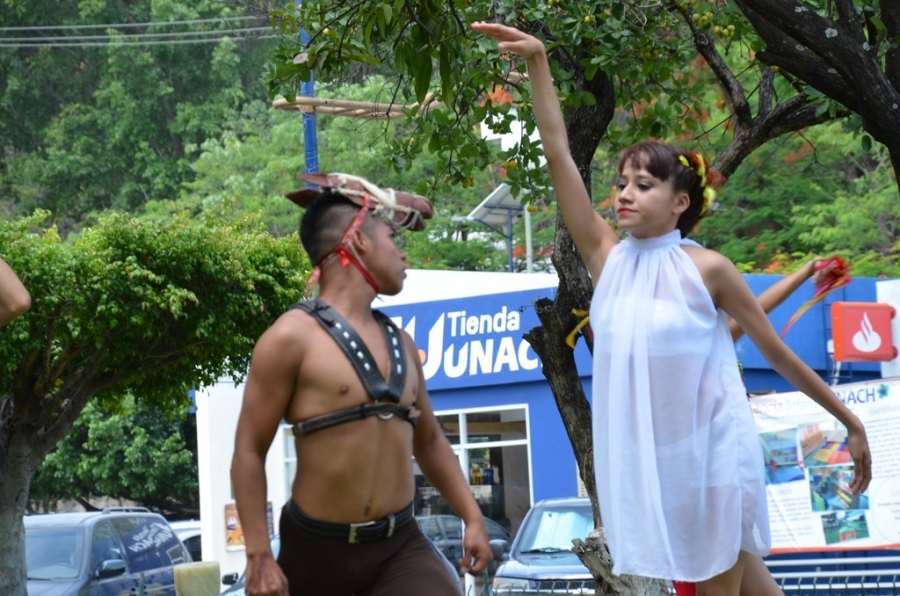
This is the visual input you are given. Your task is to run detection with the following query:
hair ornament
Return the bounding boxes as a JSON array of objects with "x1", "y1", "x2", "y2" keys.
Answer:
[
  {"x1": 285, "y1": 172, "x2": 433, "y2": 231},
  {"x1": 679, "y1": 153, "x2": 716, "y2": 216}
]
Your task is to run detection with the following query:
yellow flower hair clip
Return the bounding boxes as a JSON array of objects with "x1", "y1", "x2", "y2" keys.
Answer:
[{"x1": 679, "y1": 154, "x2": 715, "y2": 216}]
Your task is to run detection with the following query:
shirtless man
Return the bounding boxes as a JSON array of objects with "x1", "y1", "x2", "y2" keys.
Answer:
[
  {"x1": 0, "y1": 256, "x2": 30, "y2": 327},
  {"x1": 231, "y1": 173, "x2": 491, "y2": 596}
]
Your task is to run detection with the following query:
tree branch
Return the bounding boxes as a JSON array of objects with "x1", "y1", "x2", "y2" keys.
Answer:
[{"x1": 675, "y1": 7, "x2": 752, "y2": 125}]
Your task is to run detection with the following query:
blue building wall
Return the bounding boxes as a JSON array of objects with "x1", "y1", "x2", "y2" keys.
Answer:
[{"x1": 380, "y1": 275, "x2": 892, "y2": 503}]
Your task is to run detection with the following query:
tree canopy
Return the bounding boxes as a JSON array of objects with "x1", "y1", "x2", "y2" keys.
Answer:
[
  {"x1": 29, "y1": 395, "x2": 199, "y2": 517},
  {"x1": 0, "y1": 210, "x2": 306, "y2": 594},
  {"x1": 0, "y1": 0, "x2": 275, "y2": 232}
]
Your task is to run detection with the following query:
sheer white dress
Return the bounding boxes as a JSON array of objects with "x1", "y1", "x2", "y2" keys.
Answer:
[{"x1": 589, "y1": 229, "x2": 770, "y2": 582}]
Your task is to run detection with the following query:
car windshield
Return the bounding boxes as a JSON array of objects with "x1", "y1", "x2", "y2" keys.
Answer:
[
  {"x1": 517, "y1": 505, "x2": 594, "y2": 554},
  {"x1": 26, "y1": 529, "x2": 84, "y2": 580}
]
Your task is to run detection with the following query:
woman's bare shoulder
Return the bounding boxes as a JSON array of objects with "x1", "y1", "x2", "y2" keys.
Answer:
[{"x1": 680, "y1": 243, "x2": 732, "y2": 273}]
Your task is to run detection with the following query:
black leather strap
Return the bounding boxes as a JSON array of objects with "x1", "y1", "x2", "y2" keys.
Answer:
[
  {"x1": 289, "y1": 300, "x2": 416, "y2": 436},
  {"x1": 293, "y1": 300, "x2": 406, "y2": 403},
  {"x1": 286, "y1": 500, "x2": 414, "y2": 543},
  {"x1": 292, "y1": 402, "x2": 419, "y2": 436}
]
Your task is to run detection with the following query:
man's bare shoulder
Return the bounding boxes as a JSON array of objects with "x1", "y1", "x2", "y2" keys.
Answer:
[{"x1": 253, "y1": 307, "x2": 319, "y2": 360}]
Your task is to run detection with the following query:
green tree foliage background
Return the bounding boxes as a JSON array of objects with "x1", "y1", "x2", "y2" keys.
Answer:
[{"x1": 29, "y1": 396, "x2": 199, "y2": 517}]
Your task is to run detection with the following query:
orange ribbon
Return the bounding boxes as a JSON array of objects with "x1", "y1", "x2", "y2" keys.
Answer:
[{"x1": 779, "y1": 256, "x2": 851, "y2": 338}]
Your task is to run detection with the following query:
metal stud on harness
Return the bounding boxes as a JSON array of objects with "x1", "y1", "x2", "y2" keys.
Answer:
[{"x1": 290, "y1": 300, "x2": 419, "y2": 436}]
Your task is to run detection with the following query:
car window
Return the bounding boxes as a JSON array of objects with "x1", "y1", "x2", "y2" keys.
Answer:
[
  {"x1": 517, "y1": 506, "x2": 594, "y2": 552},
  {"x1": 26, "y1": 528, "x2": 84, "y2": 580},
  {"x1": 182, "y1": 534, "x2": 202, "y2": 562},
  {"x1": 485, "y1": 519, "x2": 509, "y2": 542},
  {"x1": 417, "y1": 517, "x2": 442, "y2": 541},
  {"x1": 112, "y1": 516, "x2": 184, "y2": 572},
  {"x1": 91, "y1": 521, "x2": 126, "y2": 572},
  {"x1": 444, "y1": 517, "x2": 463, "y2": 540}
]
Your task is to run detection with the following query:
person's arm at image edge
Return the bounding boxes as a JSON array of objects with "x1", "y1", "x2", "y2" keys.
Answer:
[
  {"x1": 0, "y1": 257, "x2": 31, "y2": 327},
  {"x1": 408, "y1": 334, "x2": 492, "y2": 574}
]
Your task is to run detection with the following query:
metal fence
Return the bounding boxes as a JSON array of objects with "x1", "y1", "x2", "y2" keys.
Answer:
[
  {"x1": 490, "y1": 583, "x2": 595, "y2": 596},
  {"x1": 768, "y1": 555, "x2": 900, "y2": 595}
]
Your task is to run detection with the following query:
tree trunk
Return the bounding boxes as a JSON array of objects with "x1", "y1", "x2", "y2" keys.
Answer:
[
  {"x1": 574, "y1": 531, "x2": 672, "y2": 596},
  {"x1": 0, "y1": 425, "x2": 40, "y2": 596},
  {"x1": 733, "y1": 0, "x2": 900, "y2": 193}
]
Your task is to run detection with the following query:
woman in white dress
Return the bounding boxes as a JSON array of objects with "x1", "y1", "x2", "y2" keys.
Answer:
[{"x1": 473, "y1": 21, "x2": 872, "y2": 596}]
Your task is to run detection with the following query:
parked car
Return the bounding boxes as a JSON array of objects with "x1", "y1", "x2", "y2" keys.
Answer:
[
  {"x1": 168, "y1": 519, "x2": 202, "y2": 562},
  {"x1": 25, "y1": 506, "x2": 191, "y2": 596},
  {"x1": 222, "y1": 533, "x2": 462, "y2": 594},
  {"x1": 491, "y1": 497, "x2": 595, "y2": 595},
  {"x1": 415, "y1": 514, "x2": 511, "y2": 575}
]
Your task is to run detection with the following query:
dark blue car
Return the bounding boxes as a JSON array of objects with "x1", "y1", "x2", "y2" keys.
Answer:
[
  {"x1": 491, "y1": 497, "x2": 595, "y2": 595},
  {"x1": 25, "y1": 508, "x2": 190, "y2": 596}
]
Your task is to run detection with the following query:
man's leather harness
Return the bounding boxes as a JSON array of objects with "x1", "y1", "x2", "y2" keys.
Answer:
[{"x1": 290, "y1": 300, "x2": 419, "y2": 436}]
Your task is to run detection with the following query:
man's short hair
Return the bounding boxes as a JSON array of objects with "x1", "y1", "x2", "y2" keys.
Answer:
[{"x1": 299, "y1": 190, "x2": 375, "y2": 264}]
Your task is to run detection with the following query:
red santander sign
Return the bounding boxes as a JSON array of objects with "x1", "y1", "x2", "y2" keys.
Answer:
[{"x1": 831, "y1": 302, "x2": 897, "y2": 362}]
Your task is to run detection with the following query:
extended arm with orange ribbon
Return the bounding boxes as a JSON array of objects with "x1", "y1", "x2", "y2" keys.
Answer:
[{"x1": 779, "y1": 255, "x2": 851, "y2": 338}]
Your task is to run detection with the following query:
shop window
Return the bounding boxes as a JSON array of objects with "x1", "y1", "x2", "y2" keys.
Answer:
[{"x1": 414, "y1": 405, "x2": 531, "y2": 541}]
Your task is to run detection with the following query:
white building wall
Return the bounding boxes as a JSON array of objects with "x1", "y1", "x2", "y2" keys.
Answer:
[{"x1": 196, "y1": 380, "x2": 289, "y2": 585}]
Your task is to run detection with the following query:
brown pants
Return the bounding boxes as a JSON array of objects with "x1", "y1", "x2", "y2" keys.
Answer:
[{"x1": 277, "y1": 501, "x2": 462, "y2": 596}]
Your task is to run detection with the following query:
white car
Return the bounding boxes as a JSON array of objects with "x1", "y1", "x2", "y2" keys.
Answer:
[{"x1": 168, "y1": 520, "x2": 202, "y2": 562}]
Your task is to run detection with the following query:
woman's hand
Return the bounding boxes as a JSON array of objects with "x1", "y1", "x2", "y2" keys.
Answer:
[
  {"x1": 471, "y1": 21, "x2": 546, "y2": 59},
  {"x1": 846, "y1": 421, "x2": 872, "y2": 495}
]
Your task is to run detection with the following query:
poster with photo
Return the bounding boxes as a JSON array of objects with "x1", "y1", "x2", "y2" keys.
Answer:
[
  {"x1": 750, "y1": 377, "x2": 900, "y2": 553},
  {"x1": 224, "y1": 501, "x2": 274, "y2": 550}
]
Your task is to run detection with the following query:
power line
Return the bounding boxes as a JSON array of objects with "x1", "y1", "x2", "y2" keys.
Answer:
[
  {"x1": 0, "y1": 15, "x2": 268, "y2": 32},
  {"x1": 0, "y1": 26, "x2": 272, "y2": 43},
  {"x1": 0, "y1": 34, "x2": 278, "y2": 48}
]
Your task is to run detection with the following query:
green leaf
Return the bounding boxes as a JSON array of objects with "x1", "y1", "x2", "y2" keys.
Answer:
[
  {"x1": 414, "y1": 51, "x2": 433, "y2": 104},
  {"x1": 439, "y1": 46, "x2": 454, "y2": 107}
]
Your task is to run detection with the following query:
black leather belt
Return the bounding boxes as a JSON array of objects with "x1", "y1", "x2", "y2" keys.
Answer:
[{"x1": 287, "y1": 500, "x2": 414, "y2": 544}]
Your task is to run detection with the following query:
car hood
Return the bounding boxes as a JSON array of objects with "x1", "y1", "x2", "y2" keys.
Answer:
[
  {"x1": 496, "y1": 552, "x2": 592, "y2": 579},
  {"x1": 27, "y1": 579, "x2": 83, "y2": 596}
]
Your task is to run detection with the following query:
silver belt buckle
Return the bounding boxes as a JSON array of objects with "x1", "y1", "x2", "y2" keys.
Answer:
[
  {"x1": 348, "y1": 519, "x2": 376, "y2": 544},
  {"x1": 386, "y1": 513, "x2": 396, "y2": 538}
]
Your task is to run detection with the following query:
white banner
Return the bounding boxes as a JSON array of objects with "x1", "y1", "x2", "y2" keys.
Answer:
[{"x1": 751, "y1": 377, "x2": 900, "y2": 553}]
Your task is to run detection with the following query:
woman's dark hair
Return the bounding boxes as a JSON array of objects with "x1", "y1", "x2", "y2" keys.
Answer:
[
  {"x1": 617, "y1": 141, "x2": 724, "y2": 238},
  {"x1": 299, "y1": 191, "x2": 374, "y2": 263}
]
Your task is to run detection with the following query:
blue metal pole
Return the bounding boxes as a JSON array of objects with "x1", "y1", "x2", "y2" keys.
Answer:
[
  {"x1": 507, "y1": 208, "x2": 514, "y2": 273},
  {"x1": 297, "y1": 1, "x2": 319, "y2": 176}
]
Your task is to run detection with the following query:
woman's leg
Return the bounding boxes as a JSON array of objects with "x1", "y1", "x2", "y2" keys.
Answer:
[
  {"x1": 695, "y1": 551, "x2": 748, "y2": 596},
  {"x1": 739, "y1": 553, "x2": 783, "y2": 595}
]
